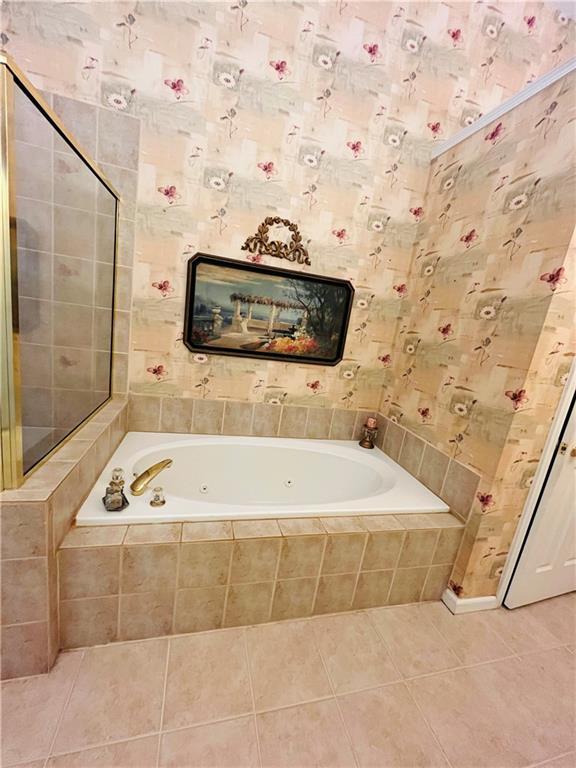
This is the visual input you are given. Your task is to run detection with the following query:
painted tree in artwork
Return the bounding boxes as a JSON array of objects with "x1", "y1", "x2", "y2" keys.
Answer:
[{"x1": 286, "y1": 280, "x2": 348, "y2": 345}]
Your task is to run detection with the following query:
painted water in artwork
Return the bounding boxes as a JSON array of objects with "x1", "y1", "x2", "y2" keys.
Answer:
[{"x1": 185, "y1": 256, "x2": 353, "y2": 364}]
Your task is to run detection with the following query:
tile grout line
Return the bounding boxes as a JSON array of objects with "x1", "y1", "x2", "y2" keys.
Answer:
[
  {"x1": 308, "y1": 619, "x2": 361, "y2": 768},
  {"x1": 310, "y1": 535, "x2": 329, "y2": 613},
  {"x1": 349, "y1": 532, "x2": 370, "y2": 610},
  {"x1": 45, "y1": 649, "x2": 86, "y2": 760},
  {"x1": 155, "y1": 637, "x2": 172, "y2": 768},
  {"x1": 220, "y1": 540, "x2": 235, "y2": 627},
  {"x1": 241, "y1": 628, "x2": 264, "y2": 768},
  {"x1": 170, "y1": 531, "x2": 183, "y2": 635},
  {"x1": 402, "y1": 678, "x2": 456, "y2": 768},
  {"x1": 266, "y1": 539, "x2": 283, "y2": 622}
]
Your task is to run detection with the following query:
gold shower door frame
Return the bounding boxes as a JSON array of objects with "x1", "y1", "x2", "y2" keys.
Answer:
[{"x1": 0, "y1": 53, "x2": 121, "y2": 490}]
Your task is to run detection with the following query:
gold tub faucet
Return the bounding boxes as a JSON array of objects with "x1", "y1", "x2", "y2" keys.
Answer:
[{"x1": 130, "y1": 458, "x2": 173, "y2": 496}]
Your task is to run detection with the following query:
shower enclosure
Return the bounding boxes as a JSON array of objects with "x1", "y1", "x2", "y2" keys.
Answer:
[{"x1": 0, "y1": 54, "x2": 120, "y2": 489}]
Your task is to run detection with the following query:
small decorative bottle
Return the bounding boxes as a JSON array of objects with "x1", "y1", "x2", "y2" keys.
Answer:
[
  {"x1": 359, "y1": 417, "x2": 378, "y2": 449},
  {"x1": 102, "y1": 467, "x2": 130, "y2": 511}
]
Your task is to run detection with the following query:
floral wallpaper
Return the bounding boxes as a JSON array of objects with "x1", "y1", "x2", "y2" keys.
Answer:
[
  {"x1": 383, "y1": 74, "x2": 575, "y2": 597},
  {"x1": 2, "y1": 1, "x2": 575, "y2": 599},
  {"x1": 2, "y1": 0, "x2": 573, "y2": 412}
]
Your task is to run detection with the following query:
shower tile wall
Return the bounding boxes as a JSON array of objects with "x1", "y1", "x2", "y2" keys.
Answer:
[{"x1": 14, "y1": 90, "x2": 139, "y2": 471}]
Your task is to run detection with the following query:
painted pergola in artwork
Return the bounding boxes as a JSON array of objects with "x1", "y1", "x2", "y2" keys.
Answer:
[{"x1": 229, "y1": 293, "x2": 308, "y2": 334}]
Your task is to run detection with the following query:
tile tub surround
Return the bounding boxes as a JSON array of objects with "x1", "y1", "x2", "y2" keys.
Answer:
[
  {"x1": 128, "y1": 393, "x2": 481, "y2": 524},
  {"x1": 57, "y1": 513, "x2": 464, "y2": 648},
  {"x1": 0, "y1": 398, "x2": 128, "y2": 680},
  {"x1": 2, "y1": 593, "x2": 573, "y2": 768}
]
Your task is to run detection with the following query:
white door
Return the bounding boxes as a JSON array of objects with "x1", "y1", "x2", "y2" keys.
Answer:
[{"x1": 505, "y1": 402, "x2": 576, "y2": 608}]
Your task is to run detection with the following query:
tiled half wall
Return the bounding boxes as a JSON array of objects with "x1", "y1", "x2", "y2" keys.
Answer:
[
  {"x1": 0, "y1": 398, "x2": 127, "y2": 679},
  {"x1": 58, "y1": 514, "x2": 464, "y2": 648}
]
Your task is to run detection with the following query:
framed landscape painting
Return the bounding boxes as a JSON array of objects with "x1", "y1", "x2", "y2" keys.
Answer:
[{"x1": 184, "y1": 254, "x2": 354, "y2": 365}]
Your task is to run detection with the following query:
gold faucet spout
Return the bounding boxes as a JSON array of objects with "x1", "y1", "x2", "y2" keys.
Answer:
[{"x1": 130, "y1": 458, "x2": 173, "y2": 496}]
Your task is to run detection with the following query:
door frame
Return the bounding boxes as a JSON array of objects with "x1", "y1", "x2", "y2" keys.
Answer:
[{"x1": 497, "y1": 358, "x2": 576, "y2": 607}]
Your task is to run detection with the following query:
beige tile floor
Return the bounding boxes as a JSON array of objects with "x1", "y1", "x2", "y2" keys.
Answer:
[{"x1": 2, "y1": 593, "x2": 574, "y2": 768}]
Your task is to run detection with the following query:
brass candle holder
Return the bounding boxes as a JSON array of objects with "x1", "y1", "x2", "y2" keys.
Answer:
[{"x1": 359, "y1": 417, "x2": 378, "y2": 449}]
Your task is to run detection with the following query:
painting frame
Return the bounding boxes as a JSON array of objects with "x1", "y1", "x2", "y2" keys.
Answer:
[{"x1": 183, "y1": 253, "x2": 354, "y2": 366}]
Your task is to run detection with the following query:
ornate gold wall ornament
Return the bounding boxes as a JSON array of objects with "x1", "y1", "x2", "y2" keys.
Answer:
[{"x1": 241, "y1": 216, "x2": 311, "y2": 265}]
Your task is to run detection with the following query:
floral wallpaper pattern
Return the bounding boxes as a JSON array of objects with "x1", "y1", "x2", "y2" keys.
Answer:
[
  {"x1": 2, "y1": 0, "x2": 575, "y2": 597},
  {"x1": 384, "y1": 75, "x2": 575, "y2": 596},
  {"x1": 2, "y1": 0, "x2": 573, "y2": 413}
]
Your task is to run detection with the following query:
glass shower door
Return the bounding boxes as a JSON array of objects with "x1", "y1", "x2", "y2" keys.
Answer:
[{"x1": 0, "y1": 55, "x2": 119, "y2": 485}]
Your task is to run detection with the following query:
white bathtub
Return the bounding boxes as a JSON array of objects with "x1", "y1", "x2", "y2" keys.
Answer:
[{"x1": 76, "y1": 432, "x2": 449, "y2": 525}]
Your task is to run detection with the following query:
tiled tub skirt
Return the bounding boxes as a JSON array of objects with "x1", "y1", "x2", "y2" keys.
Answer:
[{"x1": 57, "y1": 514, "x2": 463, "y2": 648}]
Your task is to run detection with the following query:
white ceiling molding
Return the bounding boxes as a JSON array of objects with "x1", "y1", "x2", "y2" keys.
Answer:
[{"x1": 431, "y1": 57, "x2": 576, "y2": 160}]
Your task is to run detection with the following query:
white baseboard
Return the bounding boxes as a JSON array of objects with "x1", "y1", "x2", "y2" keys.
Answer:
[{"x1": 441, "y1": 588, "x2": 500, "y2": 615}]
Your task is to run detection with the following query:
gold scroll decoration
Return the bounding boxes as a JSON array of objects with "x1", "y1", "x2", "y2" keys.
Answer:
[{"x1": 241, "y1": 216, "x2": 311, "y2": 266}]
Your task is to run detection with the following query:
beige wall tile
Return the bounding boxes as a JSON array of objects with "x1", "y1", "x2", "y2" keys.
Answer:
[
  {"x1": 271, "y1": 578, "x2": 316, "y2": 620},
  {"x1": 118, "y1": 590, "x2": 175, "y2": 640},
  {"x1": 230, "y1": 538, "x2": 281, "y2": 583},
  {"x1": 398, "y1": 431, "x2": 425, "y2": 476},
  {"x1": 383, "y1": 421, "x2": 405, "y2": 462},
  {"x1": 361, "y1": 531, "x2": 405, "y2": 571},
  {"x1": 277, "y1": 518, "x2": 324, "y2": 536},
  {"x1": 61, "y1": 526, "x2": 127, "y2": 548},
  {"x1": 441, "y1": 461, "x2": 481, "y2": 521},
  {"x1": 174, "y1": 586, "x2": 226, "y2": 633},
  {"x1": 329, "y1": 409, "x2": 356, "y2": 440},
  {"x1": 233, "y1": 519, "x2": 281, "y2": 538},
  {"x1": 313, "y1": 574, "x2": 356, "y2": 614},
  {"x1": 192, "y1": 399, "x2": 224, "y2": 434},
  {"x1": 53, "y1": 94, "x2": 97, "y2": 155},
  {"x1": 322, "y1": 533, "x2": 366, "y2": 575},
  {"x1": 1, "y1": 502, "x2": 47, "y2": 559},
  {"x1": 179, "y1": 541, "x2": 232, "y2": 588},
  {"x1": 224, "y1": 582, "x2": 273, "y2": 627},
  {"x1": 128, "y1": 395, "x2": 161, "y2": 431},
  {"x1": 223, "y1": 401, "x2": 254, "y2": 435},
  {"x1": 182, "y1": 521, "x2": 233, "y2": 541},
  {"x1": 1, "y1": 557, "x2": 48, "y2": 624},
  {"x1": 388, "y1": 567, "x2": 428, "y2": 605},
  {"x1": 160, "y1": 397, "x2": 193, "y2": 433},
  {"x1": 353, "y1": 570, "x2": 394, "y2": 609},
  {"x1": 417, "y1": 444, "x2": 450, "y2": 496},
  {"x1": 251, "y1": 403, "x2": 281, "y2": 437},
  {"x1": 59, "y1": 547, "x2": 120, "y2": 600},
  {"x1": 398, "y1": 529, "x2": 439, "y2": 568},
  {"x1": 97, "y1": 109, "x2": 140, "y2": 170},
  {"x1": 278, "y1": 535, "x2": 324, "y2": 579},
  {"x1": 421, "y1": 564, "x2": 452, "y2": 601},
  {"x1": 1, "y1": 621, "x2": 48, "y2": 679},
  {"x1": 361, "y1": 515, "x2": 403, "y2": 532},
  {"x1": 278, "y1": 406, "x2": 308, "y2": 438},
  {"x1": 124, "y1": 524, "x2": 181, "y2": 545},
  {"x1": 433, "y1": 528, "x2": 464, "y2": 565},
  {"x1": 321, "y1": 516, "x2": 366, "y2": 533},
  {"x1": 60, "y1": 596, "x2": 118, "y2": 649},
  {"x1": 121, "y1": 544, "x2": 178, "y2": 593},
  {"x1": 306, "y1": 407, "x2": 332, "y2": 439}
]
